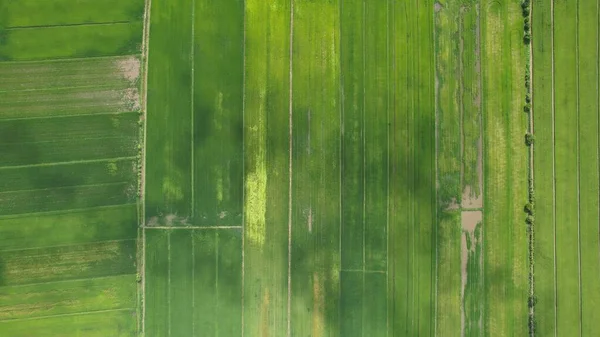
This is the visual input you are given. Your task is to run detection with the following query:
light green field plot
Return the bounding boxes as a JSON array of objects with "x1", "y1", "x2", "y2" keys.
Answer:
[
  {"x1": 553, "y1": 2, "x2": 580, "y2": 333},
  {"x1": 0, "y1": 309, "x2": 137, "y2": 337},
  {"x1": 0, "y1": 23, "x2": 143, "y2": 61},
  {"x1": 532, "y1": 0, "x2": 557, "y2": 334},
  {"x1": 0, "y1": 274, "x2": 136, "y2": 320},
  {"x1": 576, "y1": 0, "x2": 600, "y2": 334},
  {"x1": 144, "y1": 229, "x2": 242, "y2": 337},
  {"x1": 0, "y1": 56, "x2": 140, "y2": 92},
  {"x1": 533, "y1": 0, "x2": 600, "y2": 335},
  {"x1": 144, "y1": 0, "x2": 193, "y2": 220},
  {"x1": 0, "y1": 0, "x2": 144, "y2": 28},
  {"x1": 481, "y1": 0, "x2": 528, "y2": 335},
  {"x1": 0, "y1": 205, "x2": 137, "y2": 250},
  {"x1": 242, "y1": 0, "x2": 291, "y2": 335},
  {"x1": 0, "y1": 240, "x2": 136, "y2": 286}
]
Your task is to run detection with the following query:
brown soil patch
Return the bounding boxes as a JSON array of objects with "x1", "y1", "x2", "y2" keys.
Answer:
[
  {"x1": 434, "y1": 2, "x2": 443, "y2": 12},
  {"x1": 122, "y1": 88, "x2": 141, "y2": 111},
  {"x1": 144, "y1": 214, "x2": 189, "y2": 227},
  {"x1": 461, "y1": 210, "x2": 482, "y2": 232},
  {"x1": 116, "y1": 56, "x2": 141, "y2": 83},
  {"x1": 307, "y1": 207, "x2": 313, "y2": 233}
]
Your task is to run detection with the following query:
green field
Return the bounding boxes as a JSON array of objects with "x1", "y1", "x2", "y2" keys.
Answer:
[
  {"x1": 533, "y1": 0, "x2": 600, "y2": 335},
  {"x1": 3, "y1": 0, "x2": 596, "y2": 335},
  {"x1": 0, "y1": 0, "x2": 144, "y2": 27},
  {"x1": 0, "y1": 0, "x2": 144, "y2": 335}
]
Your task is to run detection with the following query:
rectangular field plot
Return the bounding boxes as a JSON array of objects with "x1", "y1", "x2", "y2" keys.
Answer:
[
  {"x1": 533, "y1": 0, "x2": 600, "y2": 334},
  {"x1": 0, "y1": 159, "x2": 136, "y2": 193},
  {"x1": 0, "y1": 23, "x2": 143, "y2": 61},
  {"x1": 0, "y1": 56, "x2": 141, "y2": 93},
  {"x1": 0, "y1": 182, "x2": 135, "y2": 216},
  {"x1": 1, "y1": 0, "x2": 144, "y2": 28},
  {"x1": 0, "y1": 88, "x2": 140, "y2": 120},
  {"x1": 0, "y1": 113, "x2": 139, "y2": 166},
  {"x1": 0, "y1": 205, "x2": 137, "y2": 251},
  {"x1": 0, "y1": 240, "x2": 136, "y2": 286},
  {"x1": 0, "y1": 309, "x2": 136, "y2": 337},
  {"x1": 0, "y1": 274, "x2": 136, "y2": 320},
  {"x1": 144, "y1": 229, "x2": 242, "y2": 337},
  {"x1": 144, "y1": 0, "x2": 193, "y2": 220},
  {"x1": 192, "y1": 0, "x2": 244, "y2": 226},
  {"x1": 289, "y1": 0, "x2": 341, "y2": 335}
]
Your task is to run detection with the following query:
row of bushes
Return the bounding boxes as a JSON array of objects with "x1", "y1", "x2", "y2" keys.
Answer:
[{"x1": 522, "y1": 0, "x2": 536, "y2": 335}]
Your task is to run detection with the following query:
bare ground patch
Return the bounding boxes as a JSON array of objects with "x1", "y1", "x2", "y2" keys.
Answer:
[{"x1": 115, "y1": 56, "x2": 141, "y2": 83}]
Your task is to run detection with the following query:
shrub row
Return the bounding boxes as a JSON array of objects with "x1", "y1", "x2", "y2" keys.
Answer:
[{"x1": 522, "y1": 1, "x2": 535, "y2": 335}]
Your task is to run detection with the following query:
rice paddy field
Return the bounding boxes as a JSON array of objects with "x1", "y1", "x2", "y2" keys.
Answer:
[
  {"x1": 1, "y1": 0, "x2": 598, "y2": 336},
  {"x1": 0, "y1": 0, "x2": 145, "y2": 335},
  {"x1": 532, "y1": 0, "x2": 600, "y2": 335}
]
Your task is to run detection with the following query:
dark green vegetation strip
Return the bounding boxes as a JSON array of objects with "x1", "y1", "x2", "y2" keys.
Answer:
[
  {"x1": 0, "y1": 159, "x2": 136, "y2": 192},
  {"x1": 0, "y1": 274, "x2": 136, "y2": 320},
  {"x1": 144, "y1": 230, "x2": 169, "y2": 337},
  {"x1": 576, "y1": 0, "x2": 600, "y2": 334},
  {"x1": 435, "y1": 211, "x2": 461, "y2": 334},
  {"x1": 0, "y1": 205, "x2": 137, "y2": 251},
  {"x1": 0, "y1": 23, "x2": 143, "y2": 61},
  {"x1": 553, "y1": 0, "x2": 581, "y2": 334},
  {"x1": 0, "y1": 113, "x2": 138, "y2": 166},
  {"x1": 0, "y1": 183, "x2": 135, "y2": 216},
  {"x1": 387, "y1": 0, "x2": 436, "y2": 335},
  {"x1": 339, "y1": 0, "x2": 391, "y2": 334},
  {"x1": 290, "y1": 0, "x2": 341, "y2": 335},
  {"x1": 340, "y1": 0, "x2": 365, "y2": 274},
  {"x1": 0, "y1": 0, "x2": 144, "y2": 28},
  {"x1": 193, "y1": 0, "x2": 244, "y2": 226},
  {"x1": 0, "y1": 309, "x2": 136, "y2": 337},
  {"x1": 532, "y1": 0, "x2": 556, "y2": 334},
  {"x1": 144, "y1": 0, "x2": 193, "y2": 220},
  {"x1": 481, "y1": 0, "x2": 528, "y2": 335}
]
